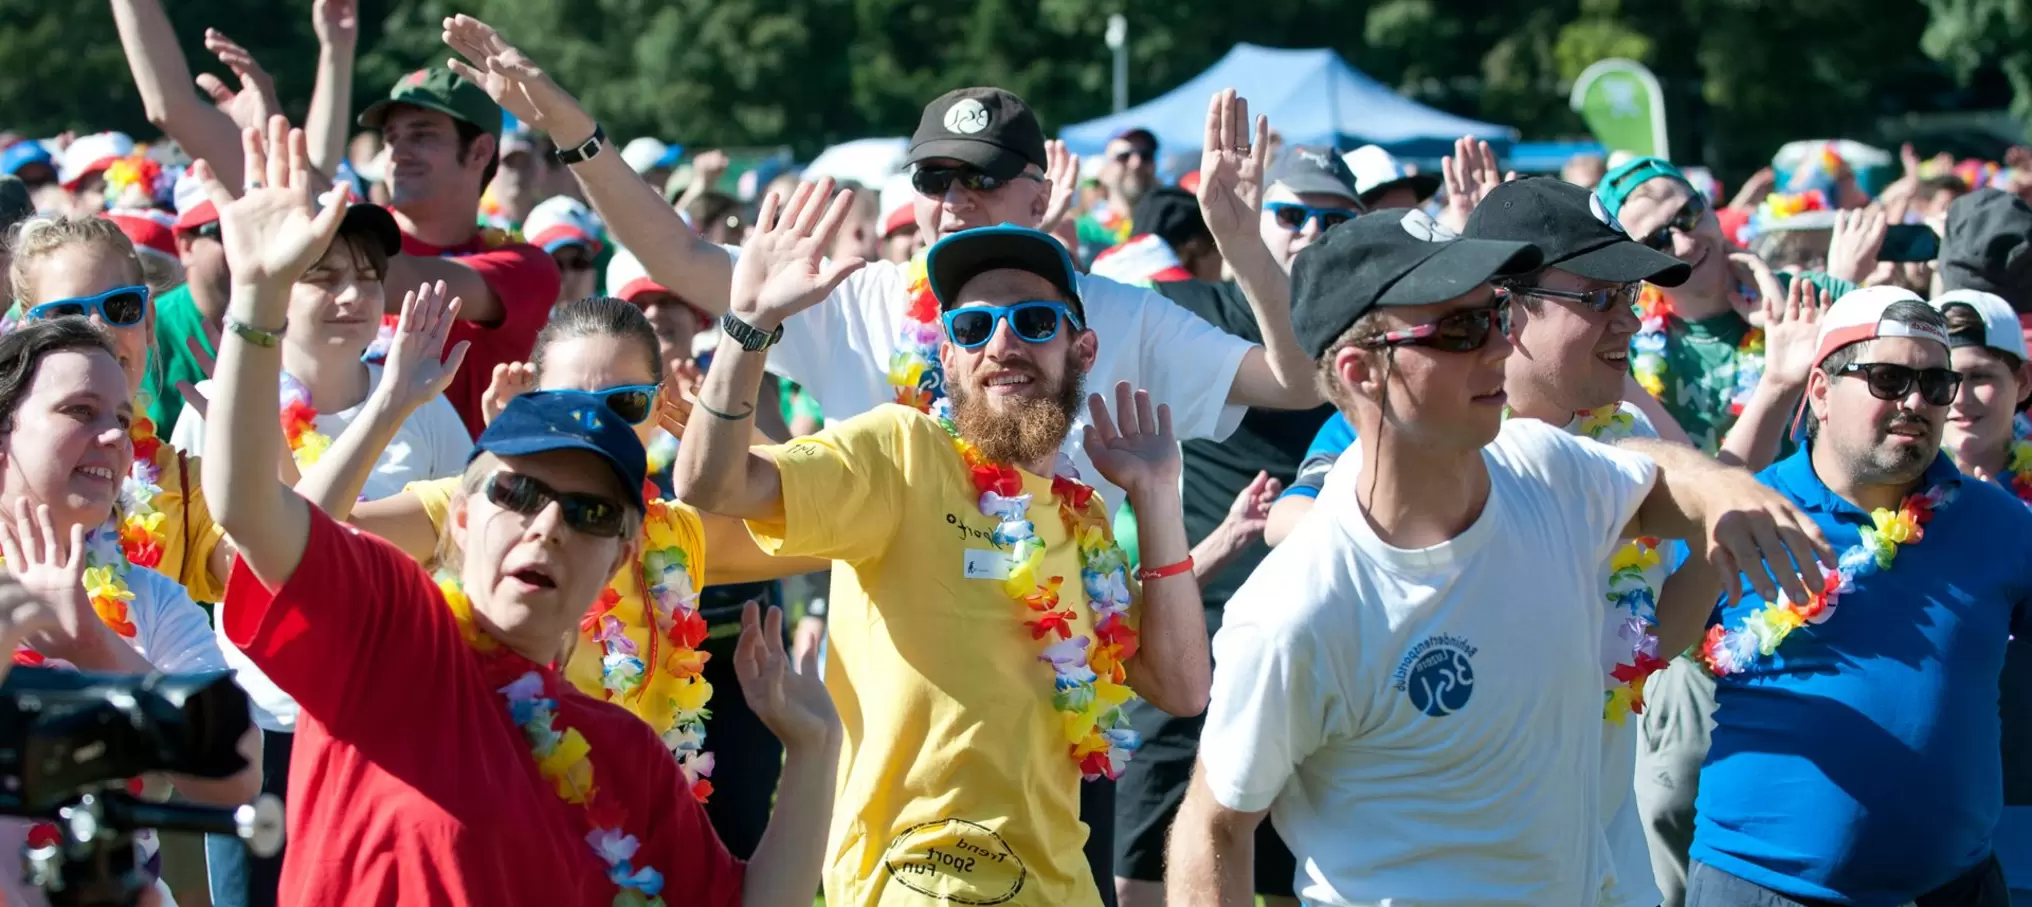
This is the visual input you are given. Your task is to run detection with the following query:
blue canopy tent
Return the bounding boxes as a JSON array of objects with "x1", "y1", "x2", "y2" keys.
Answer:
[{"x1": 1060, "y1": 44, "x2": 1516, "y2": 160}]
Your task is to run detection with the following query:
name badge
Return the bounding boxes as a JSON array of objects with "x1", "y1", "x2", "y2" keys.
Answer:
[{"x1": 963, "y1": 548, "x2": 1011, "y2": 581}]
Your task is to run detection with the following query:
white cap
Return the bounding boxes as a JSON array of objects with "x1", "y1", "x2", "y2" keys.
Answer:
[
  {"x1": 878, "y1": 172, "x2": 917, "y2": 238},
  {"x1": 1341, "y1": 144, "x2": 1438, "y2": 205},
  {"x1": 1812, "y1": 285, "x2": 1947, "y2": 366},
  {"x1": 620, "y1": 138, "x2": 682, "y2": 175},
  {"x1": 59, "y1": 132, "x2": 136, "y2": 189},
  {"x1": 1930, "y1": 288, "x2": 2029, "y2": 360},
  {"x1": 523, "y1": 196, "x2": 603, "y2": 254}
]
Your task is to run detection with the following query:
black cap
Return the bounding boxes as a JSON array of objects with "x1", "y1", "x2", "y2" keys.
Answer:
[
  {"x1": 1941, "y1": 189, "x2": 2032, "y2": 311},
  {"x1": 1130, "y1": 187, "x2": 1209, "y2": 250},
  {"x1": 906, "y1": 88, "x2": 1048, "y2": 182},
  {"x1": 1466, "y1": 177, "x2": 1690, "y2": 287},
  {"x1": 925, "y1": 224, "x2": 1084, "y2": 322},
  {"x1": 1266, "y1": 146, "x2": 1361, "y2": 207},
  {"x1": 1291, "y1": 208, "x2": 1543, "y2": 358},
  {"x1": 474, "y1": 392, "x2": 648, "y2": 512},
  {"x1": 0, "y1": 176, "x2": 31, "y2": 234},
  {"x1": 337, "y1": 204, "x2": 402, "y2": 257}
]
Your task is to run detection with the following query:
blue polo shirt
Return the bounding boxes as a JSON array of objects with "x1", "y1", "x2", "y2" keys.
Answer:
[{"x1": 1693, "y1": 447, "x2": 2032, "y2": 905}]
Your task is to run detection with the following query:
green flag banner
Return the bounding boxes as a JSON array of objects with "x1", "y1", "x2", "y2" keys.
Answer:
[{"x1": 1570, "y1": 59, "x2": 1668, "y2": 159}]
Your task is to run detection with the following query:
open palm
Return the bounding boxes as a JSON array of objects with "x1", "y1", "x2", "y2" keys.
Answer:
[
  {"x1": 1196, "y1": 88, "x2": 1269, "y2": 242},
  {"x1": 193, "y1": 117, "x2": 349, "y2": 289},
  {"x1": 1082, "y1": 381, "x2": 1179, "y2": 494},
  {"x1": 735, "y1": 603, "x2": 837, "y2": 748},
  {"x1": 441, "y1": 15, "x2": 590, "y2": 138},
  {"x1": 383, "y1": 280, "x2": 471, "y2": 414},
  {"x1": 733, "y1": 177, "x2": 866, "y2": 327}
]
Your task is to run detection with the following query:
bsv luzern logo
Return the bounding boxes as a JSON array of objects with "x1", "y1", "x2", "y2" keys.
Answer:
[{"x1": 1393, "y1": 634, "x2": 1477, "y2": 717}]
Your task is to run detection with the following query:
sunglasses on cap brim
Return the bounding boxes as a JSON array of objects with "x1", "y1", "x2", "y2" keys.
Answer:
[
  {"x1": 525, "y1": 385, "x2": 661, "y2": 425},
  {"x1": 27, "y1": 284, "x2": 151, "y2": 327}
]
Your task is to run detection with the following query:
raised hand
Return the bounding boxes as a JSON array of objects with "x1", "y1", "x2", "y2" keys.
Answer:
[
  {"x1": 1826, "y1": 206, "x2": 1888, "y2": 285},
  {"x1": 382, "y1": 280, "x2": 471, "y2": 415},
  {"x1": 0, "y1": 500, "x2": 93, "y2": 659},
  {"x1": 691, "y1": 149, "x2": 730, "y2": 186},
  {"x1": 1759, "y1": 275, "x2": 1824, "y2": 391},
  {"x1": 729, "y1": 178, "x2": 866, "y2": 330},
  {"x1": 1440, "y1": 137, "x2": 1502, "y2": 233},
  {"x1": 1728, "y1": 251, "x2": 1784, "y2": 321},
  {"x1": 1082, "y1": 381, "x2": 1179, "y2": 496},
  {"x1": 313, "y1": 0, "x2": 359, "y2": 47},
  {"x1": 480, "y1": 361, "x2": 536, "y2": 427},
  {"x1": 191, "y1": 116, "x2": 350, "y2": 293},
  {"x1": 1038, "y1": 139, "x2": 1082, "y2": 233},
  {"x1": 441, "y1": 15, "x2": 595, "y2": 144},
  {"x1": 735, "y1": 602, "x2": 837, "y2": 750},
  {"x1": 1196, "y1": 89, "x2": 1270, "y2": 244},
  {"x1": 1222, "y1": 470, "x2": 1282, "y2": 544},
  {"x1": 198, "y1": 29, "x2": 281, "y2": 135}
]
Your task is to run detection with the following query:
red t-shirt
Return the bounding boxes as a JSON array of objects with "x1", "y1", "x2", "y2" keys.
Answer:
[
  {"x1": 399, "y1": 230, "x2": 561, "y2": 438},
  {"x1": 223, "y1": 507, "x2": 743, "y2": 906}
]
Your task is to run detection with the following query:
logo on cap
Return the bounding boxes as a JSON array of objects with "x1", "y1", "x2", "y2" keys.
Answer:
[
  {"x1": 1400, "y1": 209, "x2": 1458, "y2": 242},
  {"x1": 943, "y1": 99, "x2": 992, "y2": 136},
  {"x1": 1296, "y1": 148, "x2": 1331, "y2": 169},
  {"x1": 404, "y1": 69, "x2": 429, "y2": 88},
  {"x1": 1589, "y1": 194, "x2": 1627, "y2": 234}
]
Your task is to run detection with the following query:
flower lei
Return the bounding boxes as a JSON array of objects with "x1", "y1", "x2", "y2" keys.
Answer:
[
  {"x1": 438, "y1": 580, "x2": 670, "y2": 906},
  {"x1": 1700, "y1": 484, "x2": 1956, "y2": 675},
  {"x1": 1553, "y1": 406, "x2": 1671, "y2": 722},
  {"x1": 644, "y1": 429, "x2": 679, "y2": 480},
  {"x1": 887, "y1": 256, "x2": 950, "y2": 417},
  {"x1": 278, "y1": 373, "x2": 333, "y2": 468},
  {"x1": 1630, "y1": 286, "x2": 1766, "y2": 436},
  {"x1": 573, "y1": 495, "x2": 715, "y2": 801},
  {"x1": 941, "y1": 419, "x2": 1142, "y2": 780},
  {"x1": 2003, "y1": 415, "x2": 2032, "y2": 506}
]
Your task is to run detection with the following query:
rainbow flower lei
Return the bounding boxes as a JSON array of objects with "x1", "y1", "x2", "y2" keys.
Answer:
[
  {"x1": 1570, "y1": 406, "x2": 1673, "y2": 722},
  {"x1": 941, "y1": 418, "x2": 1142, "y2": 780},
  {"x1": 278, "y1": 373, "x2": 333, "y2": 468},
  {"x1": 1630, "y1": 285, "x2": 1766, "y2": 428},
  {"x1": 440, "y1": 580, "x2": 669, "y2": 906},
  {"x1": 2004, "y1": 415, "x2": 2032, "y2": 507},
  {"x1": 887, "y1": 256, "x2": 950, "y2": 418},
  {"x1": 1700, "y1": 484, "x2": 1956, "y2": 675},
  {"x1": 574, "y1": 496, "x2": 715, "y2": 801}
]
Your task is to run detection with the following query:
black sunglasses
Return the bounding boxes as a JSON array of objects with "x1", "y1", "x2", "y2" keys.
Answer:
[
  {"x1": 911, "y1": 166, "x2": 1042, "y2": 198},
  {"x1": 193, "y1": 222, "x2": 223, "y2": 242},
  {"x1": 1111, "y1": 145, "x2": 1155, "y2": 163},
  {"x1": 1640, "y1": 192, "x2": 1709, "y2": 251},
  {"x1": 485, "y1": 471, "x2": 628, "y2": 538},
  {"x1": 1833, "y1": 363, "x2": 1962, "y2": 407},
  {"x1": 553, "y1": 251, "x2": 596, "y2": 272},
  {"x1": 1506, "y1": 282, "x2": 1640, "y2": 313},
  {"x1": 1362, "y1": 290, "x2": 1513, "y2": 353}
]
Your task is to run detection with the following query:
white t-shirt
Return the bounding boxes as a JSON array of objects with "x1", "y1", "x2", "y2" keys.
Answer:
[
  {"x1": 0, "y1": 566, "x2": 229, "y2": 907},
  {"x1": 1201, "y1": 418, "x2": 1657, "y2": 907},
  {"x1": 171, "y1": 363, "x2": 473, "y2": 503},
  {"x1": 757, "y1": 255, "x2": 1254, "y2": 511}
]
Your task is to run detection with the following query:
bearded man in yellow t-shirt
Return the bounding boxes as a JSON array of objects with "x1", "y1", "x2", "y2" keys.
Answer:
[{"x1": 674, "y1": 181, "x2": 1212, "y2": 907}]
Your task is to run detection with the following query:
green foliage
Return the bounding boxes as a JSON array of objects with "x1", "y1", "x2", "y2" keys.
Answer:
[{"x1": 0, "y1": 0, "x2": 1994, "y2": 181}]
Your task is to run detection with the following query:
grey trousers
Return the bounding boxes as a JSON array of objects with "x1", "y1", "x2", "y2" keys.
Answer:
[{"x1": 1637, "y1": 654, "x2": 1720, "y2": 907}]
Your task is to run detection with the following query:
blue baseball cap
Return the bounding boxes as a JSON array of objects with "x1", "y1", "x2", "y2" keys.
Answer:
[
  {"x1": 473, "y1": 392, "x2": 648, "y2": 512},
  {"x1": 1595, "y1": 157, "x2": 1691, "y2": 220},
  {"x1": 1, "y1": 141, "x2": 52, "y2": 178}
]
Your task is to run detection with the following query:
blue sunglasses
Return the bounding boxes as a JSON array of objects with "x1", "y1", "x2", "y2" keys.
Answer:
[
  {"x1": 1266, "y1": 201, "x2": 1359, "y2": 233},
  {"x1": 26, "y1": 285, "x2": 151, "y2": 327},
  {"x1": 526, "y1": 384, "x2": 661, "y2": 425},
  {"x1": 941, "y1": 301, "x2": 1084, "y2": 350}
]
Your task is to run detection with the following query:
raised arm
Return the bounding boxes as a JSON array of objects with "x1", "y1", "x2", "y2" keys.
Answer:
[
  {"x1": 199, "y1": 119, "x2": 355, "y2": 588},
  {"x1": 1717, "y1": 276, "x2": 1821, "y2": 471},
  {"x1": 729, "y1": 604, "x2": 842, "y2": 907},
  {"x1": 442, "y1": 14, "x2": 736, "y2": 315},
  {"x1": 306, "y1": 0, "x2": 359, "y2": 177},
  {"x1": 1195, "y1": 90, "x2": 1318, "y2": 410},
  {"x1": 674, "y1": 181, "x2": 863, "y2": 519},
  {"x1": 1167, "y1": 768, "x2": 1267, "y2": 907},
  {"x1": 110, "y1": 0, "x2": 258, "y2": 191},
  {"x1": 1617, "y1": 437, "x2": 1835, "y2": 611}
]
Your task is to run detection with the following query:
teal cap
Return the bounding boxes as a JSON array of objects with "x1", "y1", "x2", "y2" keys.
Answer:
[{"x1": 1596, "y1": 157, "x2": 1690, "y2": 220}]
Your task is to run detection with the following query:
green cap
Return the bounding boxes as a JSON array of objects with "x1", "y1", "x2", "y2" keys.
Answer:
[
  {"x1": 358, "y1": 66, "x2": 501, "y2": 137},
  {"x1": 1595, "y1": 156, "x2": 1689, "y2": 221}
]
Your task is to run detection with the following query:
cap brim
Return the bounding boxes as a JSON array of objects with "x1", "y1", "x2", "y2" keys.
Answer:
[
  {"x1": 1377, "y1": 239, "x2": 1544, "y2": 308},
  {"x1": 926, "y1": 226, "x2": 1083, "y2": 318},
  {"x1": 358, "y1": 97, "x2": 476, "y2": 131},
  {"x1": 339, "y1": 205, "x2": 403, "y2": 256},
  {"x1": 173, "y1": 201, "x2": 219, "y2": 233},
  {"x1": 1360, "y1": 173, "x2": 1442, "y2": 206},
  {"x1": 906, "y1": 138, "x2": 1030, "y2": 181},
  {"x1": 471, "y1": 435, "x2": 645, "y2": 510},
  {"x1": 1555, "y1": 239, "x2": 1693, "y2": 287}
]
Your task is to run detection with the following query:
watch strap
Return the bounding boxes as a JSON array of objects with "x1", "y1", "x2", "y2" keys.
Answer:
[
  {"x1": 553, "y1": 125, "x2": 607, "y2": 165},
  {"x1": 720, "y1": 311, "x2": 785, "y2": 351}
]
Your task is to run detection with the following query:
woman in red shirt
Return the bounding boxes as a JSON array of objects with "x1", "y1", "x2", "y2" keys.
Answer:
[{"x1": 193, "y1": 117, "x2": 841, "y2": 906}]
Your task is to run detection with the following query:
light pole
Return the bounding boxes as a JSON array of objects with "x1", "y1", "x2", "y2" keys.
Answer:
[{"x1": 1106, "y1": 14, "x2": 1128, "y2": 114}]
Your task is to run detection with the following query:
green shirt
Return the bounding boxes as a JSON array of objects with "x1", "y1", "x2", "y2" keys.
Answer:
[{"x1": 143, "y1": 284, "x2": 215, "y2": 436}]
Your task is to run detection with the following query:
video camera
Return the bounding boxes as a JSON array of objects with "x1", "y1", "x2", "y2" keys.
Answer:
[{"x1": 0, "y1": 666, "x2": 282, "y2": 907}]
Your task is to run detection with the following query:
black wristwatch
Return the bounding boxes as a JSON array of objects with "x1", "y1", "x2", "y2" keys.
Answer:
[
  {"x1": 553, "y1": 125, "x2": 606, "y2": 165},
  {"x1": 721, "y1": 311, "x2": 785, "y2": 352}
]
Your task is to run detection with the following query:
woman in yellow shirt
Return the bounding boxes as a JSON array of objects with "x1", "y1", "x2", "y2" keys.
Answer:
[
  {"x1": 295, "y1": 293, "x2": 824, "y2": 775},
  {"x1": 9, "y1": 214, "x2": 230, "y2": 600}
]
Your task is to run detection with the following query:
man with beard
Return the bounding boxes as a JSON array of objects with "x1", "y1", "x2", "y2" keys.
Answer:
[
  {"x1": 1668, "y1": 288, "x2": 2032, "y2": 906},
  {"x1": 674, "y1": 201, "x2": 1212, "y2": 906},
  {"x1": 1076, "y1": 127, "x2": 1159, "y2": 266}
]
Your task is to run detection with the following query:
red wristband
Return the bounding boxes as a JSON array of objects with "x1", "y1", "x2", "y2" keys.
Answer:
[{"x1": 1135, "y1": 555, "x2": 1195, "y2": 582}]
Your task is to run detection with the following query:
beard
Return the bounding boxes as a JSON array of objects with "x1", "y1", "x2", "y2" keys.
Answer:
[
  {"x1": 1117, "y1": 170, "x2": 1153, "y2": 206},
  {"x1": 949, "y1": 348, "x2": 1087, "y2": 469},
  {"x1": 1850, "y1": 411, "x2": 1942, "y2": 483}
]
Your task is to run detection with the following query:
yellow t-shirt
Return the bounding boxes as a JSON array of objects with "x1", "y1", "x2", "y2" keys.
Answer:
[
  {"x1": 749, "y1": 404, "x2": 1135, "y2": 907},
  {"x1": 405, "y1": 477, "x2": 713, "y2": 746},
  {"x1": 138, "y1": 444, "x2": 227, "y2": 602}
]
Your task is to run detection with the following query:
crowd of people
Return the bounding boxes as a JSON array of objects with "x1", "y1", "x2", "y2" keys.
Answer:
[{"x1": 0, "y1": 2, "x2": 2028, "y2": 907}]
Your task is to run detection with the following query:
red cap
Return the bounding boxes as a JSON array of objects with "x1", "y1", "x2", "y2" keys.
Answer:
[{"x1": 104, "y1": 210, "x2": 178, "y2": 259}]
